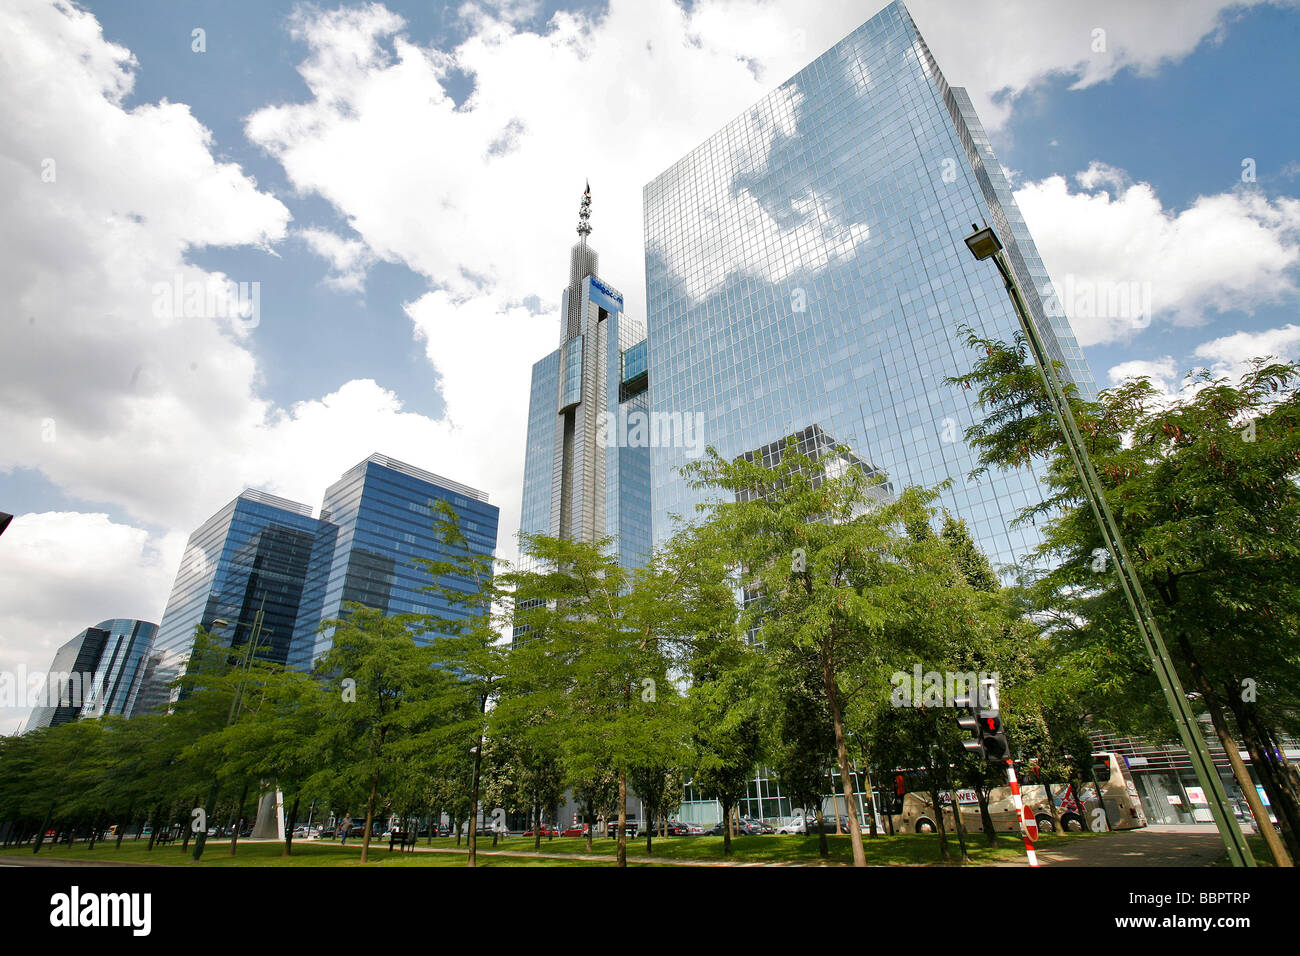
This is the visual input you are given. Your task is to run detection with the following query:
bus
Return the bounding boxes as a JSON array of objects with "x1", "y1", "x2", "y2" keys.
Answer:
[{"x1": 883, "y1": 752, "x2": 1148, "y2": 835}]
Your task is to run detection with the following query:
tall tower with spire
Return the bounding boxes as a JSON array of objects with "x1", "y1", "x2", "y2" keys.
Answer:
[{"x1": 517, "y1": 183, "x2": 650, "y2": 573}]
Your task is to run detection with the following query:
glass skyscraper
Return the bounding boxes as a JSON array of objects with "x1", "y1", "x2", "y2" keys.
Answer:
[
  {"x1": 288, "y1": 454, "x2": 500, "y2": 671},
  {"x1": 643, "y1": 0, "x2": 1095, "y2": 573},
  {"x1": 80, "y1": 618, "x2": 159, "y2": 719},
  {"x1": 139, "y1": 454, "x2": 499, "y2": 712},
  {"x1": 136, "y1": 488, "x2": 320, "y2": 715},
  {"x1": 518, "y1": 185, "x2": 651, "y2": 574},
  {"x1": 25, "y1": 626, "x2": 109, "y2": 730}
]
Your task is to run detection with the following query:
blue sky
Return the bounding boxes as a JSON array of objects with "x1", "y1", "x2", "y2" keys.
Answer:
[{"x1": 2, "y1": 0, "x2": 1298, "y2": 732}]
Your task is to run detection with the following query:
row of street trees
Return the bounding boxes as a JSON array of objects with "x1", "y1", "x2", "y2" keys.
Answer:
[{"x1": 3, "y1": 339, "x2": 1295, "y2": 867}]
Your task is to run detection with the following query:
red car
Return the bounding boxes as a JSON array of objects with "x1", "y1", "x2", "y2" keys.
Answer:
[
  {"x1": 560, "y1": 824, "x2": 589, "y2": 837},
  {"x1": 522, "y1": 824, "x2": 561, "y2": 837}
]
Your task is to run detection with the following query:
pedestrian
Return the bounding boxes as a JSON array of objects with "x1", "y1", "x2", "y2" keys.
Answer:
[{"x1": 340, "y1": 815, "x2": 351, "y2": 846}]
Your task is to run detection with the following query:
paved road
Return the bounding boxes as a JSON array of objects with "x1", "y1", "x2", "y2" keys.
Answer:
[{"x1": 1016, "y1": 825, "x2": 1231, "y2": 867}]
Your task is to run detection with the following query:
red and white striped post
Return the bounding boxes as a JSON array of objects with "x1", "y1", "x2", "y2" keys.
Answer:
[{"x1": 1004, "y1": 759, "x2": 1039, "y2": 867}]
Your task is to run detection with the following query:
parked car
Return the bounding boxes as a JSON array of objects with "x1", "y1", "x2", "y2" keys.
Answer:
[
  {"x1": 777, "y1": 818, "x2": 806, "y2": 834},
  {"x1": 523, "y1": 824, "x2": 560, "y2": 838},
  {"x1": 560, "y1": 824, "x2": 588, "y2": 837}
]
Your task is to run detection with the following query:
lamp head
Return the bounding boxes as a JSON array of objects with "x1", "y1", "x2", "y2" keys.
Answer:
[{"x1": 964, "y1": 224, "x2": 1002, "y2": 261}]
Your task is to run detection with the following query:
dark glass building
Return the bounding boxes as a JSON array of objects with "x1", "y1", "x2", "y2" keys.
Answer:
[
  {"x1": 288, "y1": 454, "x2": 499, "y2": 671},
  {"x1": 24, "y1": 619, "x2": 157, "y2": 730},
  {"x1": 80, "y1": 618, "x2": 159, "y2": 719},
  {"x1": 135, "y1": 489, "x2": 319, "y2": 716},
  {"x1": 139, "y1": 454, "x2": 499, "y2": 711}
]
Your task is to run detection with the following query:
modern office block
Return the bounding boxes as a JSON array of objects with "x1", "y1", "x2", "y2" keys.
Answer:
[
  {"x1": 26, "y1": 627, "x2": 108, "y2": 729},
  {"x1": 135, "y1": 489, "x2": 319, "y2": 715},
  {"x1": 80, "y1": 618, "x2": 159, "y2": 719},
  {"x1": 137, "y1": 454, "x2": 499, "y2": 709},
  {"x1": 288, "y1": 454, "x2": 499, "y2": 671},
  {"x1": 643, "y1": 0, "x2": 1096, "y2": 573},
  {"x1": 518, "y1": 185, "x2": 651, "y2": 573}
]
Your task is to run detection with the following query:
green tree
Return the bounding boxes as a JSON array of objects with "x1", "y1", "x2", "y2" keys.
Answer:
[
  {"x1": 684, "y1": 440, "x2": 995, "y2": 866},
  {"x1": 949, "y1": 329, "x2": 1300, "y2": 865}
]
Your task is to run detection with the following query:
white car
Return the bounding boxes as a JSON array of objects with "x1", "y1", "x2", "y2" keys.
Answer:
[{"x1": 777, "y1": 818, "x2": 807, "y2": 834}]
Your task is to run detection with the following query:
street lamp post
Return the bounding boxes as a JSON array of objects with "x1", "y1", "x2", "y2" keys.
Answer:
[{"x1": 962, "y1": 224, "x2": 1254, "y2": 867}]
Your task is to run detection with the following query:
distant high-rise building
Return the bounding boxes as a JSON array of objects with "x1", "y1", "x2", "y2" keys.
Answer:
[
  {"x1": 26, "y1": 618, "x2": 157, "y2": 730},
  {"x1": 519, "y1": 184, "x2": 651, "y2": 573},
  {"x1": 80, "y1": 618, "x2": 158, "y2": 719},
  {"x1": 136, "y1": 489, "x2": 319, "y2": 716},
  {"x1": 643, "y1": 0, "x2": 1096, "y2": 573},
  {"x1": 288, "y1": 454, "x2": 499, "y2": 671},
  {"x1": 138, "y1": 454, "x2": 499, "y2": 712},
  {"x1": 25, "y1": 626, "x2": 109, "y2": 730}
]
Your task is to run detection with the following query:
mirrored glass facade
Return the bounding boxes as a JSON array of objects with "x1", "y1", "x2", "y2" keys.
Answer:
[
  {"x1": 643, "y1": 0, "x2": 1096, "y2": 573},
  {"x1": 136, "y1": 489, "x2": 319, "y2": 715},
  {"x1": 25, "y1": 626, "x2": 109, "y2": 730},
  {"x1": 289, "y1": 455, "x2": 499, "y2": 671},
  {"x1": 140, "y1": 455, "x2": 498, "y2": 708},
  {"x1": 80, "y1": 618, "x2": 158, "y2": 719}
]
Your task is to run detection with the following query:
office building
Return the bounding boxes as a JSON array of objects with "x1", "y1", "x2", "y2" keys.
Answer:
[
  {"x1": 138, "y1": 454, "x2": 498, "y2": 712},
  {"x1": 643, "y1": 0, "x2": 1096, "y2": 573},
  {"x1": 80, "y1": 618, "x2": 159, "y2": 719},
  {"x1": 288, "y1": 454, "x2": 499, "y2": 671},
  {"x1": 135, "y1": 489, "x2": 320, "y2": 715},
  {"x1": 518, "y1": 184, "x2": 651, "y2": 573},
  {"x1": 642, "y1": 0, "x2": 1097, "y2": 826},
  {"x1": 25, "y1": 626, "x2": 110, "y2": 730}
]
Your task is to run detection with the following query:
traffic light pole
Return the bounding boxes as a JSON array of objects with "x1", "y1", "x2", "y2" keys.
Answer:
[
  {"x1": 966, "y1": 229, "x2": 1254, "y2": 868},
  {"x1": 1004, "y1": 759, "x2": 1038, "y2": 867}
]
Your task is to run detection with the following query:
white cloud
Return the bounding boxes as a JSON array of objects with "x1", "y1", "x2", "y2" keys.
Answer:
[
  {"x1": 298, "y1": 226, "x2": 376, "y2": 291},
  {"x1": 907, "y1": 0, "x2": 1298, "y2": 131},
  {"x1": 1107, "y1": 356, "x2": 1178, "y2": 387},
  {"x1": 0, "y1": 512, "x2": 187, "y2": 734},
  {"x1": 1016, "y1": 164, "x2": 1300, "y2": 345},
  {"x1": 1193, "y1": 323, "x2": 1300, "y2": 381}
]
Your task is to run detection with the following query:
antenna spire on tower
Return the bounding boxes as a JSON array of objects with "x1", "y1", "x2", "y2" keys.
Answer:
[{"x1": 577, "y1": 180, "x2": 592, "y2": 241}]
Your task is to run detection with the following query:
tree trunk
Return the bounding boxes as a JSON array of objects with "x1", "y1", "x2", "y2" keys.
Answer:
[
  {"x1": 1233, "y1": 699, "x2": 1300, "y2": 859},
  {"x1": 147, "y1": 803, "x2": 163, "y2": 850},
  {"x1": 1175, "y1": 632, "x2": 1290, "y2": 866},
  {"x1": 116, "y1": 805, "x2": 131, "y2": 851},
  {"x1": 283, "y1": 794, "x2": 300, "y2": 857},
  {"x1": 823, "y1": 651, "x2": 866, "y2": 866},
  {"x1": 976, "y1": 785, "x2": 998, "y2": 846},
  {"x1": 946, "y1": 772, "x2": 970, "y2": 863},
  {"x1": 33, "y1": 802, "x2": 53, "y2": 855},
  {"x1": 361, "y1": 772, "x2": 379, "y2": 864},
  {"x1": 468, "y1": 733, "x2": 483, "y2": 867},
  {"x1": 533, "y1": 796, "x2": 542, "y2": 851},
  {"x1": 229, "y1": 782, "x2": 249, "y2": 856},
  {"x1": 616, "y1": 769, "x2": 628, "y2": 867},
  {"x1": 1038, "y1": 765, "x2": 1062, "y2": 831},
  {"x1": 722, "y1": 797, "x2": 733, "y2": 856},
  {"x1": 860, "y1": 762, "x2": 878, "y2": 838},
  {"x1": 928, "y1": 782, "x2": 951, "y2": 863}
]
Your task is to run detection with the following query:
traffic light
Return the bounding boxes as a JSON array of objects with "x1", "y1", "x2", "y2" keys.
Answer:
[{"x1": 955, "y1": 693, "x2": 1010, "y2": 764}]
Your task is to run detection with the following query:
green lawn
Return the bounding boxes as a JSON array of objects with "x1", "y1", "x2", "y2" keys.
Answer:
[
  {"x1": 0, "y1": 838, "x2": 606, "y2": 867},
  {"x1": 469, "y1": 830, "x2": 1100, "y2": 865},
  {"x1": 0, "y1": 830, "x2": 1106, "y2": 867}
]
